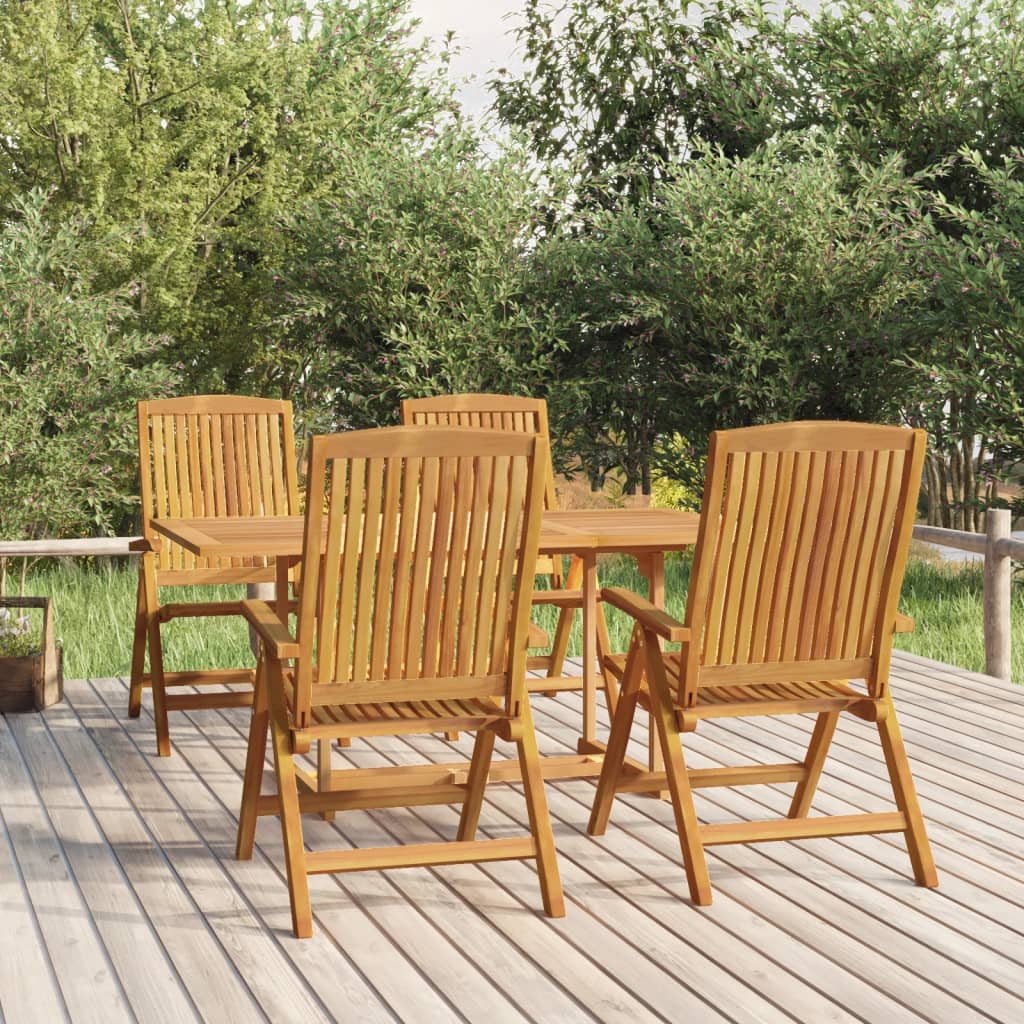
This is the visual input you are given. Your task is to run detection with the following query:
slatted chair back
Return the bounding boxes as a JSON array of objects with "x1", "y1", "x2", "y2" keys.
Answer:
[
  {"x1": 401, "y1": 395, "x2": 558, "y2": 509},
  {"x1": 138, "y1": 395, "x2": 300, "y2": 582},
  {"x1": 290, "y1": 426, "x2": 547, "y2": 727},
  {"x1": 681, "y1": 422, "x2": 926, "y2": 707}
]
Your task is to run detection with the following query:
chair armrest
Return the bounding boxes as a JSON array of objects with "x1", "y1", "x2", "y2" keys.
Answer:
[
  {"x1": 601, "y1": 587, "x2": 689, "y2": 643},
  {"x1": 241, "y1": 599, "x2": 300, "y2": 659},
  {"x1": 894, "y1": 612, "x2": 914, "y2": 634}
]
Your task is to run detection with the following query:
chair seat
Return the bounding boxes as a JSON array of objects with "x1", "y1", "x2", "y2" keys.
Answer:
[
  {"x1": 309, "y1": 694, "x2": 505, "y2": 737},
  {"x1": 603, "y1": 652, "x2": 864, "y2": 713}
]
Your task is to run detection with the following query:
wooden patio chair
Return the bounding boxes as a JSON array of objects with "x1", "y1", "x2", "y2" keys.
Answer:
[
  {"x1": 236, "y1": 426, "x2": 565, "y2": 938},
  {"x1": 588, "y1": 421, "x2": 939, "y2": 903},
  {"x1": 129, "y1": 395, "x2": 299, "y2": 757},
  {"x1": 401, "y1": 394, "x2": 612, "y2": 702}
]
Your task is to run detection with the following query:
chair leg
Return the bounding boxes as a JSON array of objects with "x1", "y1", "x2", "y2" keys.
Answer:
[
  {"x1": 788, "y1": 711, "x2": 840, "y2": 818},
  {"x1": 645, "y1": 635, "x2": 712, "y2": 906},
  {"x1": 587, "y1": 633, "x2": 645, "y2": 836},
  {"x1": 128, "y1": 570, "x2": 147, "y2": 718},
  {"x1": 877, "y1": 702, "x2": 939, "y2": 888},
  {"x1": 236, "y1": 657, "x2": 270, "y2": 860},
  {"x1": 141, "y1": 556, "x2": 171, "y2": 757},
  {"x1": 516, "y1": 702, "x2": 565, "y2": 918},
  {"x1": 596, "y1": 600, "x2": 619, "y2": 718},
  {"x1": 457, "y1": 727, "x2": 496, "y2": 841},
  {"x1": 318, "y1": 740, "x2": 336, "y2": 822},
  {"x1": 266, "y1": 661, "x2": 313, "y2": 938}
]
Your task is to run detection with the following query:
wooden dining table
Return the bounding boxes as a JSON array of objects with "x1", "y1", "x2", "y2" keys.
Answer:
[{"x1": 151, "y1": 507, "x2": 699, "y2": 782}]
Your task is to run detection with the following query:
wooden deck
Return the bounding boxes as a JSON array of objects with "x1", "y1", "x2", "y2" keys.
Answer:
[{"x1": 2, "y1": 651, "x2": 1023, "y2": 1023}]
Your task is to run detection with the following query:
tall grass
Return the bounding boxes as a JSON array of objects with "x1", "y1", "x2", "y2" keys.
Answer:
[{"x1": 16, "y1": 555, "x2": 1024, "y2": 683}]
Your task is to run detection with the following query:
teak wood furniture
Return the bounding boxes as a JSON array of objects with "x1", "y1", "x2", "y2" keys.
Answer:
[
  {"x1": 150, "y1": 506, "x2": 700, "y2": 779},
  {"x1": 401, "y1": 393, "x2": 604, "y2": 701},
  {"x1": 588, "y1": 421, "x2": 939, "y2": 903},
  {"x1": 129, "y1": 395, "x2": 299, "y2": 756},
  {"x1": 235, "y1": 426, "x2": 564, "y2": 937}
]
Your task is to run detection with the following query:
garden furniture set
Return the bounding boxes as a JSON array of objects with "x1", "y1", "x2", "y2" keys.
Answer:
[{"x1": 130, "y1": 394, "x2": 938, "y2": 938}]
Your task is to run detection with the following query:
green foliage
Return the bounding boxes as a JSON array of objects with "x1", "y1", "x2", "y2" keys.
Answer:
[
  {"x1": 496, "y1": 0, "x2": 1024, "y2": 512},
  {"x1": 0, "y1": 190, "x2": 175, "y2": 542},
  {"x1": 537, "y1": 140, "x2": 932, "y2": 482},
  {"x1": 492, "y1": 0, "x2": 772, "y2": 204},
  {"x1": 0, "y1": 0, "x2": 458, "y2": 387},
  {"x1": 271, "y1": 136, "x2": 569, "y2": 429},
  {"x1": 909, "y1": 152, "x2": 1024, "y2": 527},
  {"x1": 0, "y1": 607, "x2": 41, "y2": 658}
]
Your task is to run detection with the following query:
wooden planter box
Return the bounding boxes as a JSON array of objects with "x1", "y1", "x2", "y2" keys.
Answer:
[{"x1": 0, "y1": 596, "x2": 63, "y2": 713}]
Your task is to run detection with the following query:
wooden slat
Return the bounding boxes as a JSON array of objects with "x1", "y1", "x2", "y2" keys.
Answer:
[
  {"x1": 7, "y1": 714, "x2": 200, "y2": 1023},
  {"x1": 0, "y1": 717, "x2": 134, "y2": 1021}
]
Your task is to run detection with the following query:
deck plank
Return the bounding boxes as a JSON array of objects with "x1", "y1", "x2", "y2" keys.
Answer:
[
  {"x1": 66, "y1": 678, "x2": 330, "y2": 1024},
  {"x1": 0, "y1": 720, "x2": 68, "y2": 1024},
  {"x1": 6, "y1": 714, "x2": 200, "y2": 1024},
  {"x1": 0, "y1": 716, "x2": 132, "y2": 1023},
  {"x1": 41, "y1": 694, "x2": 279, "y2": 1024},
  {"x1": 2, "y1": 651, "x2": 1024, "y2": 1023}
]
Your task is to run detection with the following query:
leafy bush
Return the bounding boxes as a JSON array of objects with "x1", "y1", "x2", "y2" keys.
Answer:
[
  {"x1": 272, "y1": 136, "x2": 569, "y2": 430},
  {"x1": 0, "y1": 190, "x2": 175, "y2": 545},
  {"x1": 538, "y1": 140, "x2": 932, "y2": 485}
]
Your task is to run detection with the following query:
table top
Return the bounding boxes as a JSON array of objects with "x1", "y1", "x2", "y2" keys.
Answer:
[{"x1": 150, "y1": 507, "x2": 700, "y2": 559}]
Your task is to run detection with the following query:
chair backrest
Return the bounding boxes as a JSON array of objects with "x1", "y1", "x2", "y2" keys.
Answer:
[
  {"x1": 681, "y1": 421, "x2": 926, "y2": 704},
  {"x1": 400, "y1": 394, "x2": 558, "y2": 509},
  {"x1": 138, "y1": 395, "x2": 299, "y2": 580},
  {"x1": 290, "y1": 426, "x2": 548, "y2": 726}
]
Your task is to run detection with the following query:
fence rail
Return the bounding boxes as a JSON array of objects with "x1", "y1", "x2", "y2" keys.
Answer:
[
  {"x1": 0, "y1": 520, "x2": 1017, "y2": 681},
  {"x1": 912, "y1": 510, "x2": 1018, "y2": 681},
  {"x1": 0, "y1": 538, "x2": 147, "y2": 558}
]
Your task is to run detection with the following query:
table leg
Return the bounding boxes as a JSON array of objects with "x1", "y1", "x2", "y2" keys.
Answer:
[
  {"x1": 246, "y1": 581, "x2": 275, "y2": 658},
  {"x1": 578, "y1": 552, "x2": 599, "y2": 750},
  {"x1": 275, "y1": 558, "x2": 292, "y2": 621}
]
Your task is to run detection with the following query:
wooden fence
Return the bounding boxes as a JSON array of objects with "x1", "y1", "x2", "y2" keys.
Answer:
[
  {"x1": 912, "y1": 509, "x2": 1021, "y2": 681},
  {"x1": 0, "y1": 517, "x2": 1020, "y2": 681}
]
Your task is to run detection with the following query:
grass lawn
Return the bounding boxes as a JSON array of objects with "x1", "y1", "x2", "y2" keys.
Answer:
[{"x1": 14, "y1": 552, "x2": 1023, "y2": 684}]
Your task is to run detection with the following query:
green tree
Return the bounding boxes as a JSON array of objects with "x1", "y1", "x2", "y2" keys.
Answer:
[
  {"x1": 492, "y1": 0, "x2": 771, "y2": 206},
  {"x1": 0, "y1": 190, "x2": 175, "y2": 555},
  {"x1": 709, "y1": 0, "x2": 1024, "y2": 527},
  {"x1": 0, "y1": 0, "x2": 457, "y2": 388},
  {"x1": 536, "y1": 141, "x2": 932, "y2": 488},
  {"x1": 913, "y1": 152, "x2": 1024, "y2": 528},
  {"x1": 270, "y1": 135, "x2": 568, "y2": 430},
  {"x1": 496, "y1": 0, "x2": 1024, "y2": 516}
]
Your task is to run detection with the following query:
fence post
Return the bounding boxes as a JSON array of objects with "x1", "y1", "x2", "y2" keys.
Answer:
[{"x1": 984, "y1": 509, "x2": 1012, "y2": 681}]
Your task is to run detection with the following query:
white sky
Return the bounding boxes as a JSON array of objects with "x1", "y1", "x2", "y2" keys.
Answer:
[
  {"x1": 410, "y1": 1, "x2": 525, "y2": 119},
  {"x1": 409, "y1": 2, "x2": 823, "y2": 120}
]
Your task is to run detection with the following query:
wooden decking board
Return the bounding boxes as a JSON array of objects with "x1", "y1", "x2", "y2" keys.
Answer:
[
  {"x1": 202, "y1": 692, "x2": 723, "y2": 1024},
  {"x1": 352, "y1": 733, "x2": 738, "y2": 1024},
  {"x1": 531, "y1": 686, "x2": 1024, "y2": 1018},
  {"x1": 80, "y1": 677, "x2": 437, "y2": 1024},
  {"x1": 0, "y1": 722, "x2": 69, "y2": 1024},
  {"x1": 705, "y1": 702, "x2": 1024, "y2": 878},
  {"x1": 0, "y1": 716, "x2": 134, "y2": 1023},
  {"x1": 7, "y1": 713, "x2": 201, "y2": 1024},
  {"x1": 2, "y1": 652, "x2": 1024, "y2": 1022},
  {"x1": 395, "y1": 716, "x2": 911, "y2": 1024},
  {"x1": 144, "y1": 687, "x2": 545, "y2": 1024},
  {"x1": 65, "y1": 678, "x2": 333, "y2": 1024},
  {"x1": 517, "y1": 701, "x2": 969, "y2": 1024},
  {"x1": 38, "y1": 696, "x2": 290, "y2": 1024},
  {"x1": 674, "y1": 703, "x2": 1024, "y2": 918}
]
